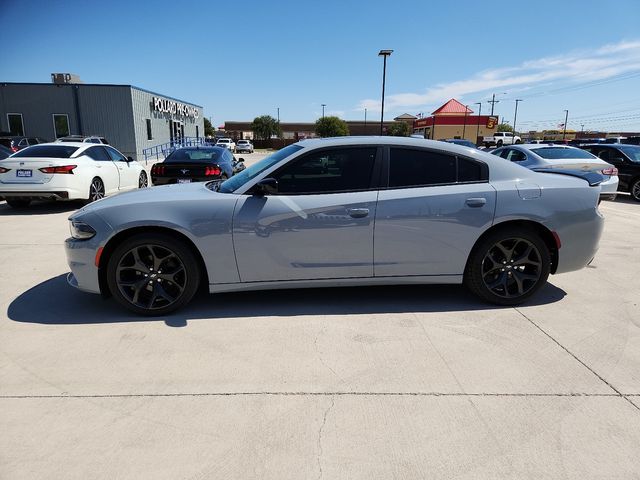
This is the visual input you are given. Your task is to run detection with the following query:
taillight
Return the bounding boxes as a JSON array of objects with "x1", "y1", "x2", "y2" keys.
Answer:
[
  {"x1": 151, "y1": 164, "x2": 165, "y2": 175},
  {"x1": 0, "y1": 166, "x2": 11, "y2": 173},
  {"x1": 39, "y1": 165, "x2": 77, "y2": 174},
  {"x1": 10, "y1": 146, "x2": 18, "y2": 152},
  {"x1": 204, "y1": 166, "x2": 221, "y2": 176},
  {"x1": 601, "y1": 167, "x2": 618, "y2": 176}
]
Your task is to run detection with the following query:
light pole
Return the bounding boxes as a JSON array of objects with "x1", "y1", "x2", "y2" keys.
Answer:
[
  {"x1": 378, "y1": 49, "x2": 393, "y2": 135},
  {"x1": 364, "y1": 108, "x2": 367, "y2": 133},
  {"x1": 277, "y1": 107, "x2": 280, "y2": 123},
  {"x1": 581, "y1": 124, "x2": 585, "y2": 132},
  {"x1": 513, "y1": 99, "x2": 522, "y2": 140},
  {"x1": 562, "y1": 109, "x2": 569, "y2": 140},
  {"x1": 462, "y1": 105, "x2": 469, "y2": 139},
  {"x1": 475, "y1": 102, "x2": 482, "y2": 144},
  {"x1": 321, "y1": 104, "x2": 326, "y2": 119}
]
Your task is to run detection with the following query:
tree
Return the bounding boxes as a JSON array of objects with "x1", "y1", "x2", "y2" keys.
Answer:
[
  {"x1": 203, "y1": 117, "x2": 215, "y2": 137},
  {"x1": 386, "y1": 122, "x2": 411, "y2": 137},
  {"x1": 251, "y1": 115, "x2": 281, "y2": 140},
  {"x1": 497, "y1": 123, "x2": 514, "y2": 132},
  {"x1": 315, "y1": 116, "x2": 349, "y2": 137}
]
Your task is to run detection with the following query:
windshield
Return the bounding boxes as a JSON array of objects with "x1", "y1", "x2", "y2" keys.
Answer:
[
  {"x1": 531, "y1": 147, "x2": 596, "y2": 160},
  {"x1": 165, "y1": 148, "x2": 222, "y2": 163},
  {"x1": 12, "y1": 145, "x2": 79, "y2": 158},
  {"x1": 618, "y1": 146, "x2": 640, "y2": 162},
  {"x1": 218, "y1": 144, "x2": 304, "y2": 193}
]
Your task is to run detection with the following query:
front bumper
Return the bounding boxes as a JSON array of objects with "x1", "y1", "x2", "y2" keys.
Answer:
[{"x1": 65, "y1": 237, "x2": 102, "y2": 294}]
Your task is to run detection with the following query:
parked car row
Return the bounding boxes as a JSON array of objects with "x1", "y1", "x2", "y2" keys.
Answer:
[
  {"x1": 208, "y1": 138, "x2": 255, "y2": 154},
  {"x1": 0, "y1": 135, "x2": 48, "y2": 153}
]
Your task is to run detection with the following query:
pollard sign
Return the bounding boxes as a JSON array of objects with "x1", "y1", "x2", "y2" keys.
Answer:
[{"x1": 152, "y1": 97, "x2": 199, "y2": 119}]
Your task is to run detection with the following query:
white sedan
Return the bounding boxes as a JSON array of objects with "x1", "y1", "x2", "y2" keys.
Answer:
[{"x1": 0, "y1": 143, "x2": 147, "y2": 208}]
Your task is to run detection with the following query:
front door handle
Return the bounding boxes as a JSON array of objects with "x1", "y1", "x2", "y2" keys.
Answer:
[
  {"x1": 348, "y1": 208, "x2": 369, "y2": 218},
  {"x1": 465, "y1": 197, "x2": 487, "y2": 208}
]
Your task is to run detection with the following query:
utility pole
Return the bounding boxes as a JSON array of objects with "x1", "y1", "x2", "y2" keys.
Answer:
[
  {"x1": 277, "y1": 107, "x2": 280, "y2": 123},
  {"x1": 562, "y1": 110, "x2": 569, "y2": 140},
  {"x1": 488, "y1": 93, "x2": 499, "y2": 116},
  {"x1": 462, "y1": 105, "x2": 469, "y2": 139},
  {"x1": 321, "y1": 104, "x2": 326, "y2": 119},
  {"x1": 364, "y1": 108, "x2": 367, "y2": 133},
  {"x1": 513, "y1": 99, "x2": 522, "y2": 138},
  {"x1": 475, "y1": 102, "x2": 482, "y2": 145},
  {"x1": 581, "y1": 123, "x2": 585, "y2": 132}
]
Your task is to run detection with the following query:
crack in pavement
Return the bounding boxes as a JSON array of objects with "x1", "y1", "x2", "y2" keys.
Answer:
[
  {"x1": 1, "y1": 392, "x2": 633, "y2": 399},
  {"x1": 316, "y1": 396, "x2": 334, "y2": 480},
  {"x1": 515, "y1": 307, "x2": 640, "y2": 413}
]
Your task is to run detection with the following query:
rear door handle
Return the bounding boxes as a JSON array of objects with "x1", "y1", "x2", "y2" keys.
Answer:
[
  {"x1": 465, "y1": 197, "x2": 486, "y2": 207},
  {"x1": 348, "y1": 208, "x2": 369, "y2": 218}
]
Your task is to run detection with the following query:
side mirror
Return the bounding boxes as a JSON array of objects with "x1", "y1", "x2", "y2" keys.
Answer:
[
  {"x1": 252, "y1": 178, "x2": 278, "y2": 196},
  {"x1": 126, "y1": 156, "x2": 134, "y2": 163},
  {"x1": 238, "y1": 158, "x2": 245, "y2": 162}
]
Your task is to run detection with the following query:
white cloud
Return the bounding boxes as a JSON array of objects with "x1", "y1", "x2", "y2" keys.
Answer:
[{"x1": 357, "y1": 40, "x2": 640, "y2": 114}]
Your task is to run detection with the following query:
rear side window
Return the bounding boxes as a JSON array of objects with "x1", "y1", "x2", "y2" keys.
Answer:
[
  {"x1": 389, "y1": 148, "x2": 487, "y2": 187},
  {"x1": 85, "y1": 146, "x2": 112, "y2": 161},
  {"x1": 12, "y1": 145, "x2": 78, "y2": 158}
]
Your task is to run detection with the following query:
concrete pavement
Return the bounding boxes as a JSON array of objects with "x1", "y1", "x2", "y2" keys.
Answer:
[{"x1": 1, "y1": 192, "x2": 639, "y2": 479}]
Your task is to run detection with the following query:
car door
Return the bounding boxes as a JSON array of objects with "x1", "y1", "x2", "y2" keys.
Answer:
[
  {"x1": 232, "y1": 146, "x2": 381, "y2": 282},
  {"x1": 106, "y1": 146, "x2": 139, "y2": 190},
  {"x1": 374, "y1": 147, "x2": 496, "y2": 277},
  {"x1": 596, "y1": 147, "x2": 632, "y2": 190},
  {"x1": 84, "y1": 146, "x2": 120, "y2": 194}
]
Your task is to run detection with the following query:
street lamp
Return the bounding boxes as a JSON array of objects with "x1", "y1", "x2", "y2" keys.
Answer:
[
  {"x1": 378, "y1": 49, "x2": 393, "y2": 135},
  {"x1": 475, "y1": 102, "x2": 483, "y2": 144},
  {"x1": 462, "y1": 105, "x2": 469, "y2": 139},
  {"x1": 513, "y1": 99, "x2": 522, "y2": 140},
  {"x1": 321, "y1": 104, "x2": 326, "y2": 119},
  {"x1": 277, "y1": 107, "x2": 280, "y2": 123},
  {"x1": 364, "y1": 108, "x2": 367, "y2": 133},
  {"x1": 562, "y1": 109, "x2": 569, "y2": 140}
]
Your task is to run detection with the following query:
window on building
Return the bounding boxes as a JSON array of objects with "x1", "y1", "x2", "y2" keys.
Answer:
[
  {"x1": 7, "y1": 114, "x2": 24, "y2": 136},
  {"x1": 196, "y1": 125, "x2": 199, "y2": 139},
  {"x1": 146, "y1": 119, "x2": 153, "y2": 140},
  {"x1": 53, "y1": 114, "x2": 70, "y2": 138}
]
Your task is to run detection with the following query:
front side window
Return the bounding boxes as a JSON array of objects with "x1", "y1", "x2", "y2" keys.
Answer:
[
  {"x1": 273, "y1": 147, "x2": 377, "y2": 194},
  {"x1": 53, "y1": 114, "x2": 70, "y2": 138},
  {"x1": 7, "y1": 114, "x2": 24, "y2": 136}
]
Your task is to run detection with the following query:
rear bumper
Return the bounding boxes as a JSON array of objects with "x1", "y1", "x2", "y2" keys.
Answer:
[
  {"x1": 0, "y1": 190, "x2": 70, "y2": 200},
  {"x1": 152, "y1": 176, "x2": 221, "y2": 185},
  {"x1": 0, "y1": 181, "x2": 86, "y2": 200},
  {"x1": 554, "y1": 208, "x2": 605, "y2": 274},
  {"x1": 599, "y1": 176, "x2": 619, "y2": 196}
]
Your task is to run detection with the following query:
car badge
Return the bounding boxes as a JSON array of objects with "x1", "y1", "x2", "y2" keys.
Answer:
[{"x1": 181, "y1": 169, "x2": 189, "y2": 174}]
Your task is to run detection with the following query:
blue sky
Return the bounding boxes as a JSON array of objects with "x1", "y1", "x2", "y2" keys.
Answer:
[{"x1": 2, "y1": 0, "x2": 640, "y2": 132}]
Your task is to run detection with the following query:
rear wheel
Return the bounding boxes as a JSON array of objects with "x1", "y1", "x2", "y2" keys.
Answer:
[
  {"x1": 496, "y1": 140, "x2": 503, "y2": 147},
  {"x1": 6, "y1": 198, "x2": 31, "y2": 208},
  {"x1": 464, "y1": 227, "x2": 550, "y2": 306},
  {"x1": 106, "y1": 233, "x2": 200, "y2": 316},
  {"x1": 88, "y1": 177, "x2": 105, "y2": 203},
  {"x1": 631, "y1": 179, "x2": 640, "y2": 202}
]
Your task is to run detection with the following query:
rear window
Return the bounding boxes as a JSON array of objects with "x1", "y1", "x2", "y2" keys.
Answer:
[
  {"x1": 238, "y1": 140, "x2": 249, "y2": 144},
  {"x1": 12, "y1": 145, "x2": 79, "y2": 158},
  {"x1": 165, "y1": 148, "x2": 222, "y2": 163},
  {"x1": 619, "y1": 146, "x2": 640, "y2": 162},
  {"x1": 531, "y1": 147, "x2": 596, "y2": 160}
]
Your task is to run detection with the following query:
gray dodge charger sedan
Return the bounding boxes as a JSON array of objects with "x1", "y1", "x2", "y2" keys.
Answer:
[{"x1": 65, "y1": 137, "x2": 605, "y2": 315}]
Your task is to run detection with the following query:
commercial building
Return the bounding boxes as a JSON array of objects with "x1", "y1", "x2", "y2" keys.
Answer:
[
  {"x1": 0, "y1": 75, "x2": 204, "y2": 161},
  {"x1": 412, "y1": 99, "x2": 498, "y2": 142}
]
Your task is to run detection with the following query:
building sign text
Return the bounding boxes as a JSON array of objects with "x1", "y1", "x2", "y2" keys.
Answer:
[{"x1": 152, "y1": 97, "x2": 199, "y2": 118}]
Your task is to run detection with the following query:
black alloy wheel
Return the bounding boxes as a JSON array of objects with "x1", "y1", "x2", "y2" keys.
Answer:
[
  {"x1": 465, "y1": 227, "x2": 550, "y2": 305},
  {"x1": 139, "y1": 171, "x2": 148, "y2": 188},
  {"x1": 631, "y1": 179, "x2": 640, "y2": 202},
  {"x1": 89, "y1": 178, "x2": 105, "y2": 202},
  {"x1": 107, "y1": 233, "x2": 200, "y2": 315}
]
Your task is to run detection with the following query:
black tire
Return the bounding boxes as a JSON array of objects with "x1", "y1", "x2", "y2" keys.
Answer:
[
  {"x1": 138, "y1": 171, "x2": 148, "y2": 189},
  {"x1": 496, "y1": 140, "x2": 503, "y2": 147},
  {"x1": 6, "y1": 197, "x2": 31, "y2": 208},
  {"x1": 106, "y1": 233, "x2": 201, "y2": 316},
  {"x1": 464, "y1": 227, "x2": 550, "y2": 306},
  {"x1": 88, "y1": 177, "x2": 105, "y2": 203},
  {"x1": 515, "y1": 139, "x2": 522, "y2": 144},
  {"x1": 631, "y1": 179, "x2": 640, "y2": 202}
]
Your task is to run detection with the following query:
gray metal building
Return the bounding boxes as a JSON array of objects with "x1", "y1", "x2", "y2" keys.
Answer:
[{"x1": 0, "y1": 80, "x2": 204, "y2": 162}]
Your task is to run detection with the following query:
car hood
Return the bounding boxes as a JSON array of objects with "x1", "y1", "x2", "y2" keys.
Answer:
[{"x1": 70, "y1": 182, "x2": 228, "y2": 219}]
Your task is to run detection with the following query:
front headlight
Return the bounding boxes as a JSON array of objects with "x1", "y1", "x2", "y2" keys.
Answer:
[{"x1": 70, "y1": 220, "x2": 96, "y2": 240}]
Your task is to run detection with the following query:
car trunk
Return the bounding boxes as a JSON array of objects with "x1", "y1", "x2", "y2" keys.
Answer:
[{"x1": 0, "y1": 158, "x2": 61, "y2": 184}]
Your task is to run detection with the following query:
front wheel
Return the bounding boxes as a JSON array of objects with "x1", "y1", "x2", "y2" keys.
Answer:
[
  {"x1": 106, "y1": 233, "x2": 201, "y2": 316},
  {"x1": 496, "y1": 140, "x2": 503, "y2": 147},
  {"x1": 631, "y1": 179, "x2": 640, "y2": 202},
  {"x1": 464, "y1": 227, "x2": 550, "y2": 306},
  {"x1": 138, "y1": 171, "x2": 148, "y2": 189}
]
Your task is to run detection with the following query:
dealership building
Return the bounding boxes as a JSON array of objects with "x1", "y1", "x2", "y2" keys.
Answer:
[{"x1": 0, "y1": 75, "x2": 204, "y2": 161}]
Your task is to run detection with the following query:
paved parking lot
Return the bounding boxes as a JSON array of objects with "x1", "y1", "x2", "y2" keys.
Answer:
[{"x1": 1, "y1": 184, "x2": 639, "y2": 478}]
